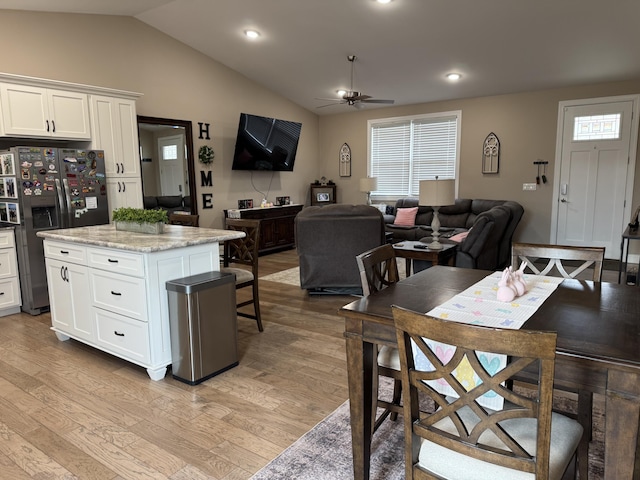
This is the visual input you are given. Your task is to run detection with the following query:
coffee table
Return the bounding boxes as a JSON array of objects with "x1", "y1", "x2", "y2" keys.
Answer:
[{"x1": 392, "y1": 240, "x2": 457, "y2": 275}]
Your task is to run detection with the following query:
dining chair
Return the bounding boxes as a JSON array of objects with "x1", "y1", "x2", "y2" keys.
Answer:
[
  {"x1": 511, "y1": 243, "x2": 605, "y2": 281},
  {"x1": 169, "y1": 213, "x2": 200, "y2": 227},
  {"x1": 356, "y1": 244, "x2": 403, "y2": 431},
  {"x1": 392, "y1": 305, "x2": 583, "y2": 480},
  {"x1": 511, "y1": 242, "x2": 605, "y2": 478},
  {"x1": 221, "y1": 218, "x2": 263, "y2": 332}
]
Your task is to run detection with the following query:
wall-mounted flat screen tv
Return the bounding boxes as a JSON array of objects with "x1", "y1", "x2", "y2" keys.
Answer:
[{"x1": 231, "y1": 113, "x2": 302, "y2": 171}]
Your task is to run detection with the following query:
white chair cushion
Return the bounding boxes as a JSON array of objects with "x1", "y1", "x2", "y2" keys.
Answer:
[
  {"x1": 417, "y1": 406, "x2": 583, "y2": 480},
  {"x1": 377, "y1": 345, "x2": 400, "y2": 370},
  {"x1": 220, "y1": 267, "x2": 253, "y2": 284}
]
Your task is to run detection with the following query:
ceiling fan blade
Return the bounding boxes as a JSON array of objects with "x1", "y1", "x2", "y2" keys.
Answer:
[
  {"x1": 315, "y1": 97, "x2": 346, "y2": 102},
  {"x1": 361, "y1": 99, "x2": 395, "y2": 104},
  {"x1": 316, "y1": 102, "x2": 345, "y2": 109},
  {"x1": 351, "y1": 94, "x2": 371, "y2": 101}
]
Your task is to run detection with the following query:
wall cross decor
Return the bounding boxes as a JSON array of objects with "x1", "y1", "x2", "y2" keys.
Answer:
[{"x1": 482, "y1": 132, "x2": 500, "y2": 174}]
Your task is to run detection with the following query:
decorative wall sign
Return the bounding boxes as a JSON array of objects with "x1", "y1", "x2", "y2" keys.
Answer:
[
  {"x1": 198, "y1": 122, "x2": 211, "y2": 140},
  {"x1": 482, "y1": 132, "x2": 500, "y2": 174},
  {"x1": 339, "y1": 143, "x2": 351, "y2": 177}
]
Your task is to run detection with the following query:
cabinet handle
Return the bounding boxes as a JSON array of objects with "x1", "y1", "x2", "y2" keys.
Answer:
[
  {"x1": 120, "y1": 162, "x2": 124, "y2": 173},
  {"x1": 107, "y1": 258, "x2": 119, "y2": 263},
  {"x1": 122, "y1": 182, "x2": 126, "y2": 192},
  {"x1": 116, "y1": 163, "x2": 120, "y2": 174},
  {"x1": 65, "y1": 266, "x2": 69, "y2": 282},
  {"x1": 60, "y1": 250, "x2": 69, "y2": 254},
  {"x1": 52, "y1": 120, "x2": 56, "y2": 133},
  {"x1": 118, "y1": 182, "x2": 122, "y2": 193},
  {"x1": 0, "y1": 292, "x2": 5, "y2": 296},
  {"x1": 59, "y1": 265, "x2": 65, "y2": 281},
  {"x1": 114, "y1": 331, "x2": 125, "y2": 337},
  {"x1": 111, "y1": 291, "x2": 122, "y2": 296},
  {"x1": 46, "y1": 120, "x2": 50, "y2": 132}
]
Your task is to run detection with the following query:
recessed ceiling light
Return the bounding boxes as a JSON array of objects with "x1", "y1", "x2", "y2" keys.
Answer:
[
  {"x1": 446, "y1": 73, "x2": 461, "y2": 81},
  {"x1": 244, "y1": 30, "x2": 260, "y2": 39},
  {"x1": 376, "y1": 0, "x2": 393, "y2": 3}
]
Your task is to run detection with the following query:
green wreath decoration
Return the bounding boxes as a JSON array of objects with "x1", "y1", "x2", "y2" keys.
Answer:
[{"x1": 198, "y1": 145, "x2": 214, "y2": 165}]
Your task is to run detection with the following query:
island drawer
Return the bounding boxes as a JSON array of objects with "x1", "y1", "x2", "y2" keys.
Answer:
[
  {"x1": 94, "y1": 308, "x2": 150, "y2": 364},
  {"x1": 90, "y1": 270, "x2": 147, "y2": 322},
  {"x1": 44, "y1": 241, "x2": 87, "y2": 264},
  {"x1": 87, "y1": 247, "x2": 145, "y2": 277}
]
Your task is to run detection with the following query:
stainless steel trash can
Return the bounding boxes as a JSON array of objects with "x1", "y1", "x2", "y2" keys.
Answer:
[{"x1": 166, "y1": 271, "x2": 238, "y2": 385}]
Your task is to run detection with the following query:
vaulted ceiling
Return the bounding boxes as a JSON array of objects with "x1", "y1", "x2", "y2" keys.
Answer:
[{"x1": 2, "y1": 0, "x2": 640, "y2": 114}]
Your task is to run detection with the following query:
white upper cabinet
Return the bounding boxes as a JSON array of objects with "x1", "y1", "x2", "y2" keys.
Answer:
[
  {"x1": 89, "y1": 95, "x2": 140, "y2": 178},
  {"x1": 0, "y1": 84, "x2": 91, "y2": 139}
]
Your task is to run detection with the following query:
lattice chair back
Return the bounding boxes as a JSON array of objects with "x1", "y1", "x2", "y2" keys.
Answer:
[
  {"x1": 392, "y1": 306, "x2": 583, "y2": 480},
  {"x1": 511, "y1": 243, "x2": 605, "y2": 282}
]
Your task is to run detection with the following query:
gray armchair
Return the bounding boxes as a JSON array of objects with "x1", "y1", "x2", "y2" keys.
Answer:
[{"x1": 296, "y1": 204, "x2": 386, "y2": 293}]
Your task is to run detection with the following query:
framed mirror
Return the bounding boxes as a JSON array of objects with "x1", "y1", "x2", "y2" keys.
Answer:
[{"x1": 137, "y1": 116, "x2": 197, "y2": 214}]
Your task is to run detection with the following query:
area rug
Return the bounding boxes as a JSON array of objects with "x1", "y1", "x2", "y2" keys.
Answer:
[
  {"x1": 250, "y1": 385, "x2": 605, "y2": 480},
  {"x1": 260, "y1": 267, "x2": 301, "y2": 286},
  {"x1": 250, "y1": 397, "x2": 405, "y2": 480}
]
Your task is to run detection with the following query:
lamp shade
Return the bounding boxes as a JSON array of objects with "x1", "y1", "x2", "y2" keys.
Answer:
[
  {"x1": 359, "y1": 177, "x2": 378, "y2": 193},
  {"x1": 419, "y1": 179, "x2": 455, "y2": 207}
]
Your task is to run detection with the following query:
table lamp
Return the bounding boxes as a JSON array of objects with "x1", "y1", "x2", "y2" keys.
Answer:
[
  {"x1": 360, "y1": 177, "x2": 378, "y2": 205},
  {"x1": 419, "y1": 177, "x2": 455, "y2": 250}
]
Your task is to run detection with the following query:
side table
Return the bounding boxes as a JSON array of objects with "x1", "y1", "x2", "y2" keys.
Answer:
[
  {"x1": 618, "y1": 226, "x2": 640, "y2": 284},
  {"x1": 392, "y1": 241, "x2": 457, "y2": 276}
]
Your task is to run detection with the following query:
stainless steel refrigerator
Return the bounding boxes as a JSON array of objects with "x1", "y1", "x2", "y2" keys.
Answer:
[{"x1": 1, "y1": 147, "x2": 110, "y2": 314}]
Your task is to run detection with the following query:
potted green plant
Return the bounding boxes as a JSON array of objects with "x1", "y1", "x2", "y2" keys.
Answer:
[{"x1": 112, "y1": 207, "x2": 168, "y2": 234}]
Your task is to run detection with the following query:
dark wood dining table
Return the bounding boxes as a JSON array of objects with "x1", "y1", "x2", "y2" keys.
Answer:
[{"x1": 340, "y1": 266, "x2": 640, "y2": 480}]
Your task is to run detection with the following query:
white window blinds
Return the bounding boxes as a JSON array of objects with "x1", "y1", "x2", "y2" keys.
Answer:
[{"x1": 369, "y1": 111, "x2": 460, "y2": 198}]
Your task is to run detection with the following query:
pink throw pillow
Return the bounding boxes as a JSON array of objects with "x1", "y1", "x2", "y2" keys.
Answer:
[
  {"x1": 394, "y1": 207, "x2": 419, "y2": 226},
  {"x1": 449, "y1": 231, "x2": 470, "y2": 243}
]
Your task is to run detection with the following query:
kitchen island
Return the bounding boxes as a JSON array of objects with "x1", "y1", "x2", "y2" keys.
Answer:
[{"x1": 37, "y1": 224, "x2": 244, "y2": 380}]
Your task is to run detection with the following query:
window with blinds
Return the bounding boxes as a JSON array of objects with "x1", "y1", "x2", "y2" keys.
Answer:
[{"x1": 368, "y1": 111, "x2": 460, "y2": 200}]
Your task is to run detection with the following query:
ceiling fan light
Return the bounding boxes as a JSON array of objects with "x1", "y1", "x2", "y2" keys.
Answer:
[
  {"x1": 446, "y1": 73, "x2": 461, "y2": 81},
  {"x1": 244, "y1": 29, "x2": 260, "y2": 39},
  {"x1": 336, "y1": 89, "x2": 347, "y2": 97}
]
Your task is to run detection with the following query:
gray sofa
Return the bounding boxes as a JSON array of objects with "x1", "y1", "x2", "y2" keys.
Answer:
[
  {"x1": 296, "y1": 204, "x2": 386, "y2": 293},
  {"x1": 384, "y1": 198, "x2": 524, "y2": 270},
  {"x1": 143, "y1": 195, "x2": 191, "y2": 215}
]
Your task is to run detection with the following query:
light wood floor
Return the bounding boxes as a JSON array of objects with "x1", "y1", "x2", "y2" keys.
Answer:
[{"x1": 0, "y1": 249, "x2": 351, "y2": 479}]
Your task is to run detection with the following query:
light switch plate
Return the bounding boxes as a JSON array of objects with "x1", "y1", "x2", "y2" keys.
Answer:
[{"x1": 523, "y1": 183, "x2": 537, "y2": 191}]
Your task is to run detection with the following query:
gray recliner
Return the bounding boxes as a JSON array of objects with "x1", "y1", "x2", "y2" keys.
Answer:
[{"x1": 296, "y1": 204, "x2": 386, "y2": 293}]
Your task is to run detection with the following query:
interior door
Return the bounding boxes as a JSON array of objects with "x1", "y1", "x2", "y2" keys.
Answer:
[
  {"x1": 554, "y1": 99, "x2": 637, "y2": 258},
  {"x1": 158, "y1": 134, "x2": 185, "y2": 196}
]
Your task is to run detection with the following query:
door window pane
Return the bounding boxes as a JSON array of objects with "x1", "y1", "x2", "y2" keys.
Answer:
[{"x1": 573, "y1": 114, "x2": 621, "y2": 141}]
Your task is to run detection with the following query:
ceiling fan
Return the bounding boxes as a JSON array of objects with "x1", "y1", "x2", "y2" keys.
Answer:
[{"x1": 316, "y1": 55, "x2": 395, "y2": 109}]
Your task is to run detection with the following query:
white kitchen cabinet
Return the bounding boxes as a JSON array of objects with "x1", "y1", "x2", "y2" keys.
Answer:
[
  {"x1": 106, "y1": 177, "x2": 143, "y2": 211},
  {"x1": 42, "y1": 232, "x2": 223, "y2": 381},
  {"x1": 91, "y1": 95, "x2": 143, "y2": 216},
  {"x1": 89, "y1": 95, "x2": 141, "y2": 178},
  {"x1": 0, "y1": 229, "x2": 21, "y2": 316},
  {"x1": 0, "y1": 83, "x2": 91, "y2": 139},
  {"x1": 45, "y1": 257, "x2": 93, "y2": 342}
]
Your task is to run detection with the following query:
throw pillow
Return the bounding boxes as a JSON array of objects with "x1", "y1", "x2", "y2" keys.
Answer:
[
  {"x1": 373, "y1": 204, "x2": 387, "y2": 214},
  {"x1": 385, "y1": 205, "x2": 395, "y2": 215},
  {"x1": 394, "y1": 207, "x2": 419, "y2": 226},
  {"x1": 449, "y1": 231, "x2": 470, "y2": 243}
]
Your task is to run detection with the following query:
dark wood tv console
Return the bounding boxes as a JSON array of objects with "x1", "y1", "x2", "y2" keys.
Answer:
[{"x1": 224, "y1": 204, "x2": 304, "y2": 254}]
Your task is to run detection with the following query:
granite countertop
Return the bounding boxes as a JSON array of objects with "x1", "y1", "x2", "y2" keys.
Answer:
[{"x1": 36, "y1": 224, "x2": 245, "y2": 253}]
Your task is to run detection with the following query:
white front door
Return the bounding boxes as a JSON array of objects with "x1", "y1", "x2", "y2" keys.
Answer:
[
  {"x1": 552, "y1": 96, "x2": 639, "y2": 259},
  {"x1": 158, "y1": 134, "x2": 186, "y2": 196}
]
